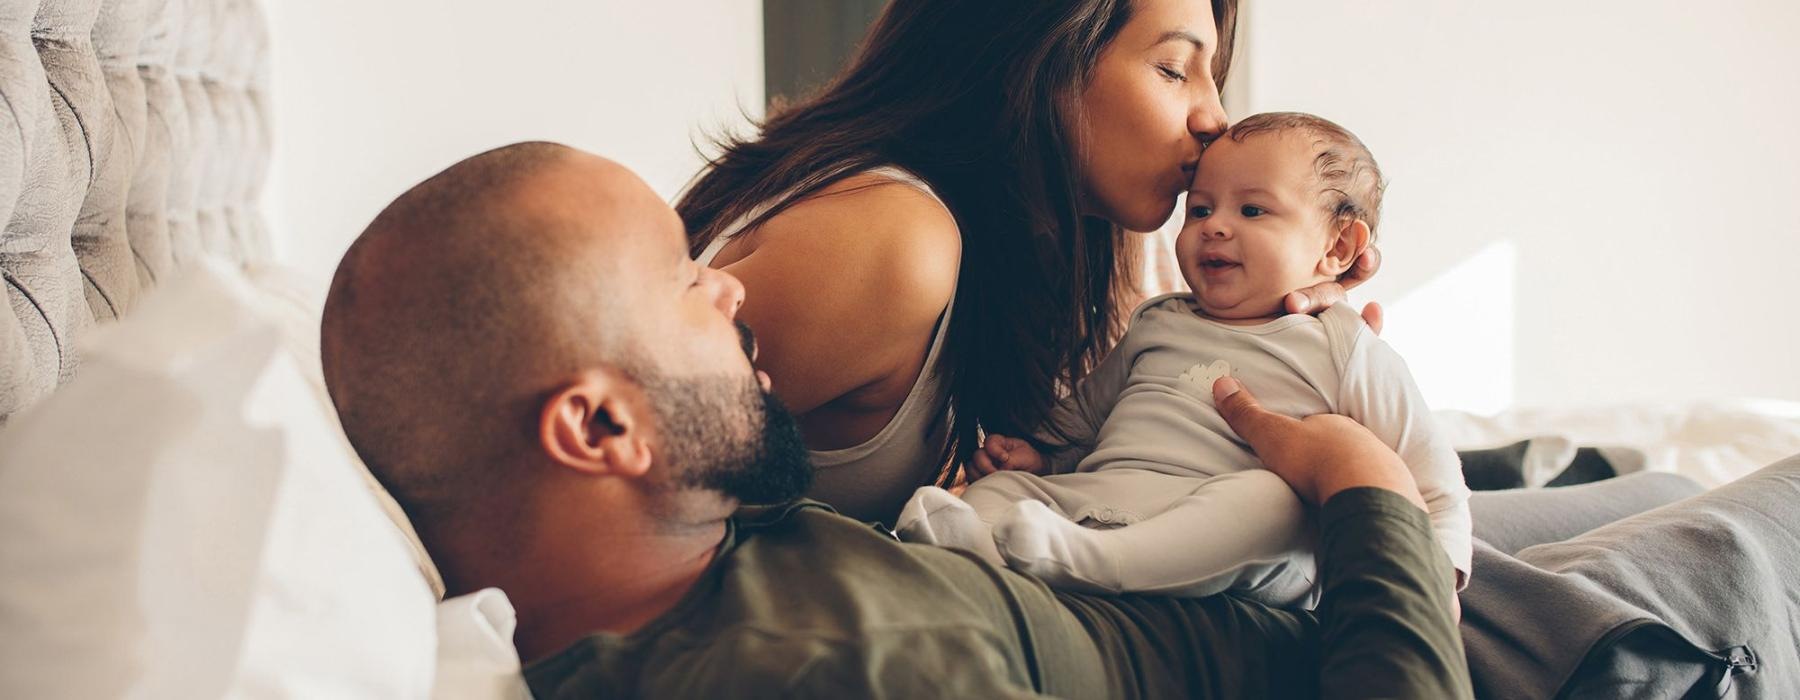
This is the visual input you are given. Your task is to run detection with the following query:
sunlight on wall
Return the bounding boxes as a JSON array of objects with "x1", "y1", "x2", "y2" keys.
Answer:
[
  {"x1": 1372, "y1": 241, "x2": 1516, "y2": 415},
  {"x1": 1238, "y1": 0, "x2": 1800, "y2": 407}
]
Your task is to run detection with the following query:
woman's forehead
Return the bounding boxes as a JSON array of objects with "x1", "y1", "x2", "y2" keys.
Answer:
[{"x1": 1121, "y1": 0, "x2": 1219, "y2": 48}]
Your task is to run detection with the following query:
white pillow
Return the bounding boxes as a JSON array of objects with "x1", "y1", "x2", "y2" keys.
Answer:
[
  {"x1": 242, "y1": 261, "x2": 447, "y2": 599},
  {"x1": 435, "y1": 589, "x2": 531, "y2": 700},
  {"x1": 0, "y1": 259, "x2": 437, "y2": 698}
]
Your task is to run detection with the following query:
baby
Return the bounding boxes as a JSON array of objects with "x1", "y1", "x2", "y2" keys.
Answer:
[{"x1": 896, "y1": 112, "x2": 1471, "y2": 608}]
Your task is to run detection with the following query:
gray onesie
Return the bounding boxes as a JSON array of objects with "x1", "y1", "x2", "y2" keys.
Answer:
[{"x1": 898, "y1": 293, "x2": 1472, "y2": 606}]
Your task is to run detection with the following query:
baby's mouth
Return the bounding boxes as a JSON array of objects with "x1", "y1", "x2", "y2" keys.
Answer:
[{"x1": 1198, "y1": 252, "x2": 1240, "y2": 271}]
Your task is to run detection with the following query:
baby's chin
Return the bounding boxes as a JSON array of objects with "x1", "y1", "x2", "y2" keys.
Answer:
[{"x1": 1188, "y1": 289, "x2": 1285, "y2": 321}]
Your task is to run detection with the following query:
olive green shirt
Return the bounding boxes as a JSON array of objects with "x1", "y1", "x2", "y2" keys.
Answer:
[{"x1": 524, "y1": 488, "x2": 1470, "y2": 699}]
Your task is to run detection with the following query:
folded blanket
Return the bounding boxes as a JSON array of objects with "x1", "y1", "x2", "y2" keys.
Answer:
[{"x1": 1462, "y1": 453, "x2": 1800, "y2": 698}]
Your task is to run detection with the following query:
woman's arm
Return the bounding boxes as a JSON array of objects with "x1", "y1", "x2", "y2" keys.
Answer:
[{"x1": 712, "y1": 175, "x2": 961, "y2": 424}]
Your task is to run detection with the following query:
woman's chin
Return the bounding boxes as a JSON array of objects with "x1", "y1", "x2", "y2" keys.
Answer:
[{"x1": 1100, "y1": 198, "x2": 1177, "y2": 233}]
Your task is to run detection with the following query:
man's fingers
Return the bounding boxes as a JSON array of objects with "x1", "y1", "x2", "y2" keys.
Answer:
[
  {"x1": 1213, "y1": 377, "x2": 1296, "y2": 454},
  {"x1": 1342, "y1": 246, "x2": 1381, "y2": 288},
  {"x1": 1284, "y1": 291, "x2": 1311, "y2": 315},
  {"x1": 1360, "y1": 301, "x2": 1384, "y2": 335},
  {"x1": 1286, "y1": 282, "x2": 1346, "y2": 315}
]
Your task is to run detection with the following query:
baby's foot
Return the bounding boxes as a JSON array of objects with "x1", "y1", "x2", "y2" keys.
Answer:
[
  {"x1": 993, "y1": 500, "x2": 1123, "y2": 594},
  {"x1": 895, "y1": 487, "x2": 1004, "y2": 565}
]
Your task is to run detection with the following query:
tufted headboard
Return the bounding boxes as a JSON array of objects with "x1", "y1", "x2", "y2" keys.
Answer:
[{"x1": 1, "y1": 0, "x2": 269, "y2": 420}]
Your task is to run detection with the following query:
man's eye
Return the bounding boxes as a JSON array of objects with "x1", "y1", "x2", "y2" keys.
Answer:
[
  {"x1": 1241, "y1": 205, "x2": 1266, "y2": 218},
  {"x1": 1190, "y1": 205, "x2": 1212, "y2": 219}
]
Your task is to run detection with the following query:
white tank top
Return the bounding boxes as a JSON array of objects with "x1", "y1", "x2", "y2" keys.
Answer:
[{"x1": 694, "y1": 166, "x2": 958, "y2": 525}]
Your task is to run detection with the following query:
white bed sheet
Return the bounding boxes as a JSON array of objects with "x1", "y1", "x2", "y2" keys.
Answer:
[{"x1": 1435, "y1": 399, "x2": 1800, "y2": 488}]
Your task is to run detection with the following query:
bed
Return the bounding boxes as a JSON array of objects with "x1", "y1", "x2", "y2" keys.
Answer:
[{"x1": 1, "y1": 1, "x2": 1794, "y2": 698}]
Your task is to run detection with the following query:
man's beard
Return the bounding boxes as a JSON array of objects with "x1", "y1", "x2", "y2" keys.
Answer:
[{"x1": 639, "y1": 372, "x2": 813, "y2": 505}]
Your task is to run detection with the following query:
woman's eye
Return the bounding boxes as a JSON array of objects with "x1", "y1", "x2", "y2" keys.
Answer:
[
  {"x1": 1190, "y1": 205, "x2": 1212, "y2": 219},
  {"x1": 1240, "y1": 205, "x2": 1266, "y2": 218},
  {"x1": 1156, "y1": 64, "x2": 1188, "y2": 82}
]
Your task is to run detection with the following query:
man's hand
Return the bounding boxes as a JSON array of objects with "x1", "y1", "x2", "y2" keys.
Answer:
[
  {"x1": 1212, "y1": 376, "x2": 1423, "y2": 510},
  {"x1": 1284, "y1": 247, "x2": 1383, "y2": 334},
  {"x1": 968, "y1": 434, "x2": 1046, "y2": 481}
]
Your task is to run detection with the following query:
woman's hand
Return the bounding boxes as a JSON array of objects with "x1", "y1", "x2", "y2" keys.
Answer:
[
  {"x1": 967, "y1": 434, "x2": 1047, "y2": 481},
  {"x1": 1211, "y1": 376, "x2": 1424, "y2": 510},
  {"x1": 1284, "y1": 247, "x2": 1384, "y2": 334}
]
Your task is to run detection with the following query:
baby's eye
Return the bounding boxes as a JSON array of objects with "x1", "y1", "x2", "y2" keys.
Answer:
[
  {"x1": 1240, "y1": 205, "x2": 1266, "y2": 218},
  {"x1": 1190, "y1": 205, "x2": 1213, "y2": 219}
]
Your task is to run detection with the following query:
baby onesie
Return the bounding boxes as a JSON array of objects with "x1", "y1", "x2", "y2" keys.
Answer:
[{"x1": 898, "y1": 294, "x2": 1472, "y2": 606}]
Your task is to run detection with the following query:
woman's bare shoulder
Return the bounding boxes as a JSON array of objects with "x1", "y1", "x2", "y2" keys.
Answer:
[{"x1": 740, "y1": 172, "x2": 962, "y2": 320}]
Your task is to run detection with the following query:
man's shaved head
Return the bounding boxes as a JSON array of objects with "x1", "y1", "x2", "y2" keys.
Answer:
[
  {"x1": 322, "y1": 142, "x2": 811, "y2": 545},
  {"x1": 323, "y1": 142, "x2": 663, "y2": 520}
]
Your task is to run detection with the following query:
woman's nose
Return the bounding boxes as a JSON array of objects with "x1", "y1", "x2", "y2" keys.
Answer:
[{"x1": 1189, "y1": 85, "x2": 1228, "y2": 143}]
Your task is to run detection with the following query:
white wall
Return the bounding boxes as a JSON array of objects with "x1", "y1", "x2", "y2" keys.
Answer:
[
  {"x1": 264, "y1": 1, "x2": 764, "y2": 281},
  {"x1": 265, "y1": 1, "x2": 1799, "y2": 411},
  {"x1": 1236, "y1": 0, "x2": 1800, "y2": 411}
]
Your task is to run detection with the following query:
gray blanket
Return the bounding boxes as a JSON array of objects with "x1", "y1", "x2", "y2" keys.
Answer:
[{"x1": 1462, "y1": 454, "x2": 1800, "y2": 698}]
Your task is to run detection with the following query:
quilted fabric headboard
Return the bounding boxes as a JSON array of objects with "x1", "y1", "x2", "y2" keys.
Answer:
[{"x1": 1, "y1": 0, "x2": 269, "y2": 420}]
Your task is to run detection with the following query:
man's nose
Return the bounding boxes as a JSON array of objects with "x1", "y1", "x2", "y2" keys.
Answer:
[{"x1": 708, "y1": 267, "x2": 746, "y2": 318}]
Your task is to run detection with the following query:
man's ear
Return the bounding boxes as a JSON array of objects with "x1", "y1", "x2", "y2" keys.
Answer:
[
  {"x1": 1318, "y1": 219, "x2": 1372, "y2": 278},
  {"x1": 539, "y1": 369, "x2": 654, "y2": 479}
]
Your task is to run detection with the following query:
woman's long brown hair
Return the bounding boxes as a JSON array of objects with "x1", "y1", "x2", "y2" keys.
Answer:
[{"x1": 677, "y1": 0, "x2": 1238, "y2": 484}]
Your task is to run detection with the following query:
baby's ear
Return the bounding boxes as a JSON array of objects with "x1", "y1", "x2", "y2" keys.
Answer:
[{"x1": 1318, "y1": 219, "x2": 1372, "y2": 278}]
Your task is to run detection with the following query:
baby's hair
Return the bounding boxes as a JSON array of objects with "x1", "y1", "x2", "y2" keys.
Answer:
[{"x1": 1225, "y1": 112, "x2": 1385, "y2": 240}]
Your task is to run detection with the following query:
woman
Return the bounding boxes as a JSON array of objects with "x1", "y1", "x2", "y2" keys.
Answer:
[{"x1": 678, "y1": 0, "x2": 1378, "y2": 524}]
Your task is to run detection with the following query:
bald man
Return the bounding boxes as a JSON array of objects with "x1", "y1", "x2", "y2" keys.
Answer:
[{"x1": 321, "y1": 142, "x2": 1471, "y2": 698}]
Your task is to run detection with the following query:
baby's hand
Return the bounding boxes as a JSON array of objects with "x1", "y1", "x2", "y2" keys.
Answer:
[{"x1": 968, "y1": 434, "x2": 1046, "y2": 481}]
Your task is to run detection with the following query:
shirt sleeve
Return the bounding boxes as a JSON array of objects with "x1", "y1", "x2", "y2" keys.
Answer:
[
  {"x1": 1336, "y1": 324, "x2": 1475, "y2": 586},
  {"x1": 1317, "y1": 487, "x2": 1474, "y2": 700}
]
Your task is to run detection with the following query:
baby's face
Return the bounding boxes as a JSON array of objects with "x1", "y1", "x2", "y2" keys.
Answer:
[{"x1": 1176, "y1": 132, "x2": 1337, "y2": 320}]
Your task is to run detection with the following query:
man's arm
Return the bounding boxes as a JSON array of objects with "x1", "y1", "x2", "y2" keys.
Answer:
[
  {"x1": 1213, "y1": 377, "x2": 1473, "y2": 699},
  {"x1": 1316, "y1": 488, "x2": 1472, "y2": 699}
]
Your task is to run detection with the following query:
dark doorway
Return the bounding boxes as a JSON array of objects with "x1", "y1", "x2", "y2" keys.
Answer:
[{"x1": 762, "y1": 1, "x2": 888, "y2": 108}]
